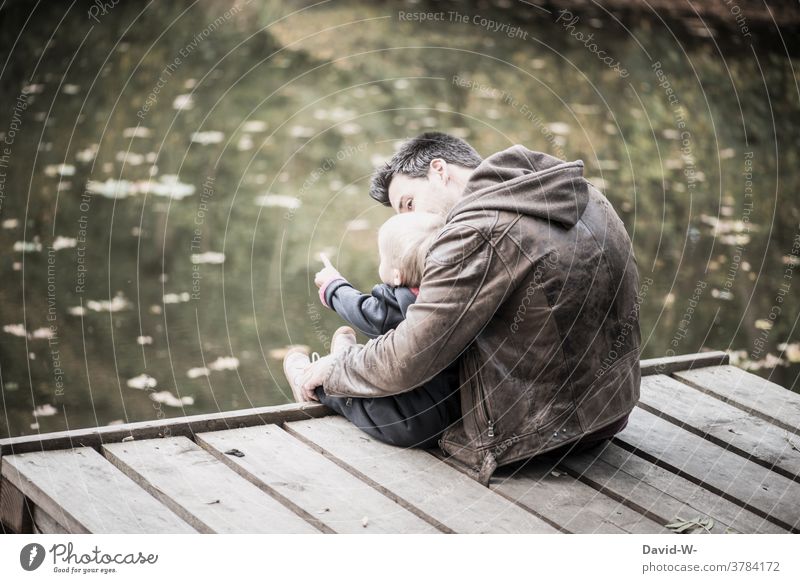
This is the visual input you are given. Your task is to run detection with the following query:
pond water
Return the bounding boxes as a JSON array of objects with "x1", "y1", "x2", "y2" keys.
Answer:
[{"x1": 1, "y1": 0, "x2": 798, "y2": 438}]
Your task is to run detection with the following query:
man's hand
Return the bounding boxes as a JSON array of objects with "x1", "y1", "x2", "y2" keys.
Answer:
[
  {"x1": 314, "y1": 253, "x2": 343, "y2": 289},
  {"x1": 299, "y1": 354, "x2": 336, "y2": 400}
]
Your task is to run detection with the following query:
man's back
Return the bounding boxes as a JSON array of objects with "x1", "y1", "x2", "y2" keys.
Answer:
[{"x1": 433, "y1": 147, "x2": 642, "y2": 483}]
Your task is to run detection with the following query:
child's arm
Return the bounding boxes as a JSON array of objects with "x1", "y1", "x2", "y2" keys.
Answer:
[
  {"x1": 315, "y1": 254, "x2": 403, "y2": 338},
  {"x1": 323, "y1": 281, "x2": 404, "y2": 339}
]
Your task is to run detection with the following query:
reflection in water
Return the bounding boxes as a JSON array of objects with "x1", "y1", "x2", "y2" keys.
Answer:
[{"x1": 0, "y1": 0, "x2": 798, "y2": 438}]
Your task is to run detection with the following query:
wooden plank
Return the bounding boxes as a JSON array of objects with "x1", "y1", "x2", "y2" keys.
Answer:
[
  {"x1": 640, "y1": 375, "x2": 800, "y2": 482},
  {"x1": 561, "y1": 441, "x2": 787, "y2": 534},
  {"x1": 614, "y1": 407, "x2": 800, "y2": 532},
  {"x1": 674, "y1": 365, "x2": 800, "y2": 435},
  {"x1": 103, "y1": 437, "x2": 319, "y2": 534},
  {"x1": 285, "y1": 416, "x2": 558, "y2": 533},
  {"x1": 32, "y1": 506, "x2": 69, "y2": 534},
  {"x1": 490, "y1": 456, "x2": 668, "y2": 533},
  {"x1": 640, "y1": 351, "x2": 729, "y2": 376},
  {"x1": 1, "y1": 447, "x2": 195, "y2": 533},
  {"x1": 0, "y1": 479, "x2": 32, "y2": 533},
  {"x1": 0, "y1": 402, "x2": 331, "y2": 456},
  {"x1": 196, "y1": 425, "x2": 438, "y2": 533}
]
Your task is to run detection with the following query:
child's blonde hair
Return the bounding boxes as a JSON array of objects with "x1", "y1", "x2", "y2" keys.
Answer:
[{"x1": 378, "y1": 212, "x2": 444, "y2": 287}]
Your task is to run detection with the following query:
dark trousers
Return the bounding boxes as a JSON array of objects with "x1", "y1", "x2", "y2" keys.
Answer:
[{"x1": 315, "y1": 365, "x2": 461, "y2": 450}]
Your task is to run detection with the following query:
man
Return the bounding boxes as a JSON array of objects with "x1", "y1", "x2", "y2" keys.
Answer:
[{"x1": 300, "y1": 131, "x2": 641, "y2": 485}]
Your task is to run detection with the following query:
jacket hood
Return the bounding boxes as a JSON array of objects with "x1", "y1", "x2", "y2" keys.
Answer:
[{"x1": 447, "y1": 145, "x2": 589, "y2": 228}]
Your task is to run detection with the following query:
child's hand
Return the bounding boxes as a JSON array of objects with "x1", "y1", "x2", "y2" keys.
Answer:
[{"x1": 314, "y1": 253, "x2": 342, "y2": 288}]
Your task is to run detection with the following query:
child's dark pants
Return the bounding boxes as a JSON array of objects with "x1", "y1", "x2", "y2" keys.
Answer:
[{"x1": 314, "y1": 365, "x2": 461, "y2": 450}]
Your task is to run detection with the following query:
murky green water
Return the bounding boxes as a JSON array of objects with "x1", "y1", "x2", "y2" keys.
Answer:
[{"x1": 1, "y1": 1, "x2": 798, "y2": 438}]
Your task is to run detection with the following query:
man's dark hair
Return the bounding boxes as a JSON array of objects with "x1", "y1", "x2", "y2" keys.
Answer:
[{"x1": 369, "y1": 131, "x2": 483, "y2": 205}]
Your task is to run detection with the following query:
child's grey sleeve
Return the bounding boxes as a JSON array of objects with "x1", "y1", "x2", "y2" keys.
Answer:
[{"x1": 325, "y1": 282, "x2": 403, "y2": 339}]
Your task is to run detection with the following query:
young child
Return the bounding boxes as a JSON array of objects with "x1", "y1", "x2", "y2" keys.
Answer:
[{"x1": 283, "y1": 212, "x2": 461, "y2": 449}]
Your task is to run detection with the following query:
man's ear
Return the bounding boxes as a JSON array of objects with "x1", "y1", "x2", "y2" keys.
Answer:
[
  {"x1": 392, "y1": 268, "x2": 403, "y2": 287},
  {"x1": 429, "y1": 158, "x2": 448, "y2": 183}
]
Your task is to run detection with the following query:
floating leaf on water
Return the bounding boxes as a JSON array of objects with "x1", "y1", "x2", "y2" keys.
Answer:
[
  {"x1": 86, "y1": 293, "x2": 131, "y2": 312},
  {"x1": 13, "y1": 240, "x2": 43, "y2": 252},
  {"x1": 2, "y1": 218, "x2": 19, "y2": 229},
  {"x1": 149, "y1": 390, "x2": 194, "y2": 407},
  {"x1": 255, "y1": 194, "x2": 301, "y2": 209},
  {"x1": 339, "y1": 122, "x2": 361, "y2": 135},
  {"x1": 289, "y1": 125, "x2": 314, "y2": 138},
  {"x1": 127, "y1": 374, "x2": 157, "y2": 390},
  {"x1": 662, "y1": 129, "x2": 680, "y2": 140},
  {"x1": 209, "y1": 356, "x2": 239, "y2": 371},
  {"x1": 242, "y1": 120, "x2": 267, "y2": 132},
  {"x1": 172, "y1": 94, "x2": 194, "y2": 110},
  {"x1": 777, "y1": 342, "x2": 800, "y2": 363},
  {"x1": 346, "y1": 219, "x2": 370, "y2": 231},
  {"x1": 43, "y1": 164, "x2": 75, "y2": 177},
  {"x1": 33, "y1": 403, "x2": 58, "y2": 417},
  {"x1": 754, "y1": 319, "x2": 773, "y2": 331},
  {"x1": 162, "y1": 292, "x2": 191, "y2": 304},
  {"x1": 190, "y1": 131, "x2": 225, "y2": 145},
  {"x1": 3, "y1": 324, "x2": 27, "y2": 337},
  {"x1": 546, "y1": 122, "x2": 570, "y2": 135},
  {"x1": 743, "y1": 354, "x2": 785, "y2": 371},
  {"x1": 711, "y1": 289, "x2": 733, "y2": 301},
  {"x1": 30, "y1": 327, "x2": 53, "y2": 340},
  {"x1": 115, "y1": 151, "x2": 145, "y2": 166},
  {"x1": 75, "y1": 145, "x2": 98, "y2": 162},
  {"x1": 237, "y1": 135, "x2": 254, "y2": 151},
  {"x1": 187, "y1": 367, "x2": 210, "y2": 379},
  {"x1": 123, "y1": 127, "x2": 152, "y2": 139},
  {"x1": 52, "y1": 235, "x2": 77, "y2": 250},
  {"x1": 191, "y1": 251, "x2": 225, "y2": 264}
]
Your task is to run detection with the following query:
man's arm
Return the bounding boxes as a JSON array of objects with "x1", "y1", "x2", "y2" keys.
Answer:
[{"x1": 318, "y1": 221, "x2": 515, "y2": 398}]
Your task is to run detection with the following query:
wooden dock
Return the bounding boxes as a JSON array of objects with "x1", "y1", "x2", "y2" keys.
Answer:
[{"x1": 1, "y1": 351, "x2": 798, "y2": 534}]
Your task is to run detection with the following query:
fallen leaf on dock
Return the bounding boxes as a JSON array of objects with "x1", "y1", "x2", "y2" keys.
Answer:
[
  {"x1": 665, "y1": 515, "x2": 714, "y2": 533},
  {"x1": 224, "y1": 449, "x2": 245, "y2": 458}
]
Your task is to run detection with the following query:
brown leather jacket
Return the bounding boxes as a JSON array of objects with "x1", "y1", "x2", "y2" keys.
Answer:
[{"x1": 322, "y1": 145, "x2": 641, "y2": 485}]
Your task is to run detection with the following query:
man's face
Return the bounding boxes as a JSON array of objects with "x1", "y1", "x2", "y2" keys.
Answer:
[{"x1": 387, "y1": 163, "x2": 459, "y2": 216}]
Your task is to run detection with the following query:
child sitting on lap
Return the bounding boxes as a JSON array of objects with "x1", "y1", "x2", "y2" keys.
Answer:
[{"x1": 283, "y1": 212, "x2": 461, "y2": 449}]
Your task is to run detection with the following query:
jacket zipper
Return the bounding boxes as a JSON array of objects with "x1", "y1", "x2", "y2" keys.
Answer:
[{"x1": 470, "y1": 350, "x2": 494, "y2": 439}]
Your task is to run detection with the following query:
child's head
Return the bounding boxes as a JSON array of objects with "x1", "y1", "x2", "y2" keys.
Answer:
[{"x1": 378, "y1": 212, "x2": 444, "y2": 287}]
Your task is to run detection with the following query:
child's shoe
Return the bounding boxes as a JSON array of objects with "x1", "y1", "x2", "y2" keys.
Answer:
[
  {"x1": 282, "y1": 347, "x2": 311, "y2": 402},
  {"x1": 331, "y1": 326, "x2": 357, "y2": 355}
]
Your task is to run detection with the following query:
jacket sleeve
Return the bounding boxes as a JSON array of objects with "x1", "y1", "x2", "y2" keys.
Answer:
[
  {"x1": 326, "y1": 282, "x2": 402, "y2": 339},
  {"x1": 321, "y1": 221, "x2": 514, "y2": 398}
]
